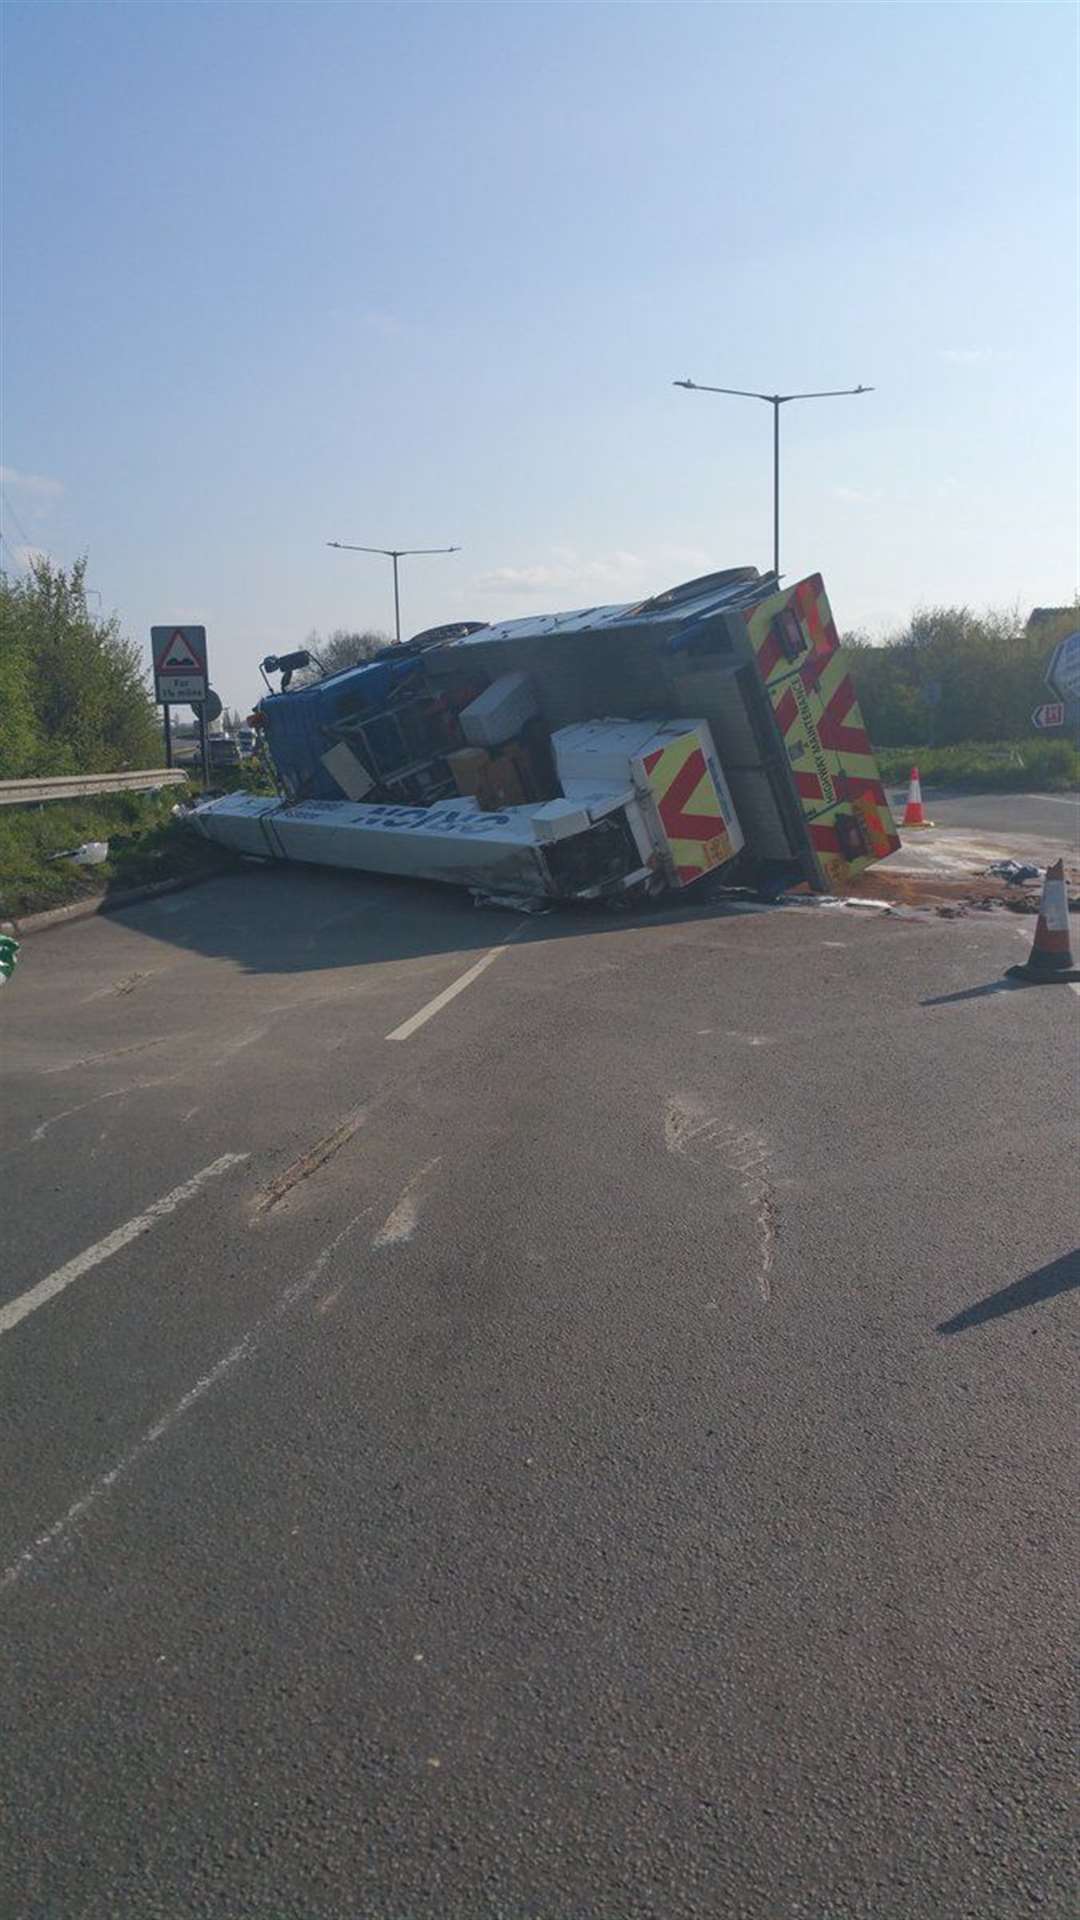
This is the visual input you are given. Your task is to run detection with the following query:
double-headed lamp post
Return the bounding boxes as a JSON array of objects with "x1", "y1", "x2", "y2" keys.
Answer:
[
  {"x1": 673, "y1": 379, "x2": 873, "y2": 580},
  {"x1": 327, "y1": 541, "x2": 461, "y2": 645}
]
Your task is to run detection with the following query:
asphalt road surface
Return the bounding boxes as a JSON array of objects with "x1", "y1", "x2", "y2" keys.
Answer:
[
  {"x1": 2, "y1": 855, "x2": 1078, "y2": 1918},
  {"x1": 885, "y1": 785, "x2": 1079, "y2": 852}
]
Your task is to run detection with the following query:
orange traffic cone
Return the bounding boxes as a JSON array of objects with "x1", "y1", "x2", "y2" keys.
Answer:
[
  {"x1": 901, "y1": 766, "x2": 933, "y2": 829},
  {"x1": 1006, "y1": 860, "x2": 1080, "y2": 984}
]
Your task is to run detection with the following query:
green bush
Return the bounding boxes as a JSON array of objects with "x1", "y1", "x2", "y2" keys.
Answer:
[
  {"x1": 845, "y1": 604, "x2": 1079, "y2": 749},
  {"x1": 0, "y1": 555, "x2": 161, "y2": 778},
  {"x1": 0, "y1": 788, "x2": 233, "y2": 919},
  {"x1": 876, "y1": 738, "x2": 1079, "y2": 791}
]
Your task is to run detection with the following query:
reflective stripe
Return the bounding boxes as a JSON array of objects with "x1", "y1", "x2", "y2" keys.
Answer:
[
  {"x1": 643, "y1": 734, "x2": 733, "y2": 886},
  {"x1": 746, "y1": 577, "x2": 901, "y2": 888}
]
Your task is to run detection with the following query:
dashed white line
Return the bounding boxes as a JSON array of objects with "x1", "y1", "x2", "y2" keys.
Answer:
[
  {"x1": 386, "y1": 942, "x2": 515, "y2": 1042},
  {"x1": 0, "y1": 1153, "x2": 249, "y2": 1338}
]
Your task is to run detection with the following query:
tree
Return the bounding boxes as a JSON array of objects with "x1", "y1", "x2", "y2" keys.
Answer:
[
  {"x1": 0, "y1": 607, "x2": 38, "y2": 777},
  {"x1": 845, "y1": 603, "x2": 1076, "y2": 747},
  {"x1": 295, "y1": 627, "x2": 390, "y2": 685},
  {"x1": 0, "y1": 555, "x2": 160, "y2": 776}
]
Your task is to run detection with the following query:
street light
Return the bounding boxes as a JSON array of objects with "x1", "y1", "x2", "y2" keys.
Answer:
[
  {"x1": 327, "y1": 541, "x2": 461, "y2": 645},
  {"x1": 673, "y1": 379, "x2": 873, "y2": 579}
]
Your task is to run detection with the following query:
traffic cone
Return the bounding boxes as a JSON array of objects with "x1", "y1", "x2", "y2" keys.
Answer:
[
  {"x1": 1006, "y1": 860, "x2": 1080, "y2": 984},
  {"x1": 901, "y1": 766, "x2": 933, "y2": 829}
]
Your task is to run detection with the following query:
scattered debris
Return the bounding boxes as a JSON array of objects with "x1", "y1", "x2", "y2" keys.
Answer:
[
  {"x1": 471, "y1": 890, "x2": 552, "y2": 915},
  {"x1": 46, "y1": 840, "x2": 109, "y2": 866},
  {"x1": 832, "y1": 897, "x2": 894, "y2": 913},
  {"x1": 987, "y1": 859, "x2": 1042, "y2": 887}
]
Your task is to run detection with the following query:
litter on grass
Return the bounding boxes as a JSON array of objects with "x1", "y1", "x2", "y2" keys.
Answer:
[{"x1": 46, "y1": 840, "x2": 109, "y2": 867}]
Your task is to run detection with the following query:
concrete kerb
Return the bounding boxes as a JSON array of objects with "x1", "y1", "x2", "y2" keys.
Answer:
[{"x1": 2, "y1": 872, "x2": 217, "y2": 939}]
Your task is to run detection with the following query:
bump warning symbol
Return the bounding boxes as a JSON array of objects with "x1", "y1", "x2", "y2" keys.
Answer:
[{"x1": 151, "y1": 625, "x2": 208, "y2": 704}]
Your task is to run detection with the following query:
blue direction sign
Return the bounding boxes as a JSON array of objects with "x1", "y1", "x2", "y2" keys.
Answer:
[{"x1": 1045, "y1": 629, "x2": 1080, "y2": 705}]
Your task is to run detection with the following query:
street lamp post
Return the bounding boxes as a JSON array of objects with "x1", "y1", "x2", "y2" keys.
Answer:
[
  {"x1": 673, "y1": 379, "x2": 873, "y2": 579},
  {"x1": 327, "y1": 541, "x2": 462, "y2": 645}
]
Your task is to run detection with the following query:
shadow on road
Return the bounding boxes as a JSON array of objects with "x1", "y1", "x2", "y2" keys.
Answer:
[
  {"x1": 110, "y1": 862, "x2": 755, "y2": 978},
  {"x1": 921, "y1": 979, "x2": 1018, "y2": 1007},
  {"x1": 936, "y1": 1249, "x2": 1080, "y2": 1334}
]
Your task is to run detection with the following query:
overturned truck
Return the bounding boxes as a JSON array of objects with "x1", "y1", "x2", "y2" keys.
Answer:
[{"x1": 194, "y1": 568, "x2": 900, "y2": 904}]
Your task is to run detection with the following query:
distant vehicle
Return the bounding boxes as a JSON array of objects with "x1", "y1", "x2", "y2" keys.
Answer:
[
  {"x1": 236, "y1": 727, "x2": 256, "y2": 755},
  {"x1": 207, "y1": 734, "x2": 242, "y2": 770}
]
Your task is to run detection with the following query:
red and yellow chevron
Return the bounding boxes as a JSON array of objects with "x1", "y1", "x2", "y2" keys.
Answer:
[
  {"x1": 641, "y1": 733, "x2": 735, "y2": 886},
  {"x1": 745, "y1": 577, "x2": 900, "y2": 890}
]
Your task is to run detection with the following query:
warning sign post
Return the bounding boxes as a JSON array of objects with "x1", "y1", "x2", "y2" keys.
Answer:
[
  {"x1": 152, "y1": 626, "x2": 208, "y2": 705},
  {"x1": 152, "y1": 625, "x2": 210, "y2": 782}
]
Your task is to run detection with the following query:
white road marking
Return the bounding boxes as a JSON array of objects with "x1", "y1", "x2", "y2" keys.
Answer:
[
  {"x1": 372, "y1": 1158, "x2": 442, "y2": 1248},
  {"x1": 216, "y1": 1025, "x2": 268, "y2": 1061},
  {"x1": 386, "y1": 943, "x2": 514, "y2": 1042},
  {"x1": 1, "y1": 1205, "x2": 372, "y2": 1590},
  {"x1": 43, "y1": 1034, "x2": 180, "y2": 1075},
  {"x1": 1011, "y1": 794, "x2": 1079, "y2": 807},
  {"x1": 29, "y1": 1083, "x2": 135, "y2": 1144},
  {"x1": 373, "y1": 1192, "x2": 418, "y2": 1247},
  {"x1": 16, "y1": 1068, "x2": 188, "y2": 1150},
  {"x1": 0, "y1": 1153, "x2": 249, "y2": 1339}
]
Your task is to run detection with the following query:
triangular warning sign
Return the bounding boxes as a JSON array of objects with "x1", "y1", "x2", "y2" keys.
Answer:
[{"x1": 159, "y1": 630, "x2": 202, "y2": 672}]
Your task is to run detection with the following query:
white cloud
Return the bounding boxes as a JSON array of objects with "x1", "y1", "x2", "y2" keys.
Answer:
[
  {"x1": 940, "y1": 347, "x2": 994, "y2": 366},
  {"x1": 474, "y1": 545, "x2": 719, "y2": 602},
  {"x1": 0, "y1": 464, "x2": 64, "y2": 499},
  {"x1": 478, "y1": 564, "x2": 562, "y2": 593},
  {"x1": 831, "y1": 484, "x2": 880, "y2": 506},
  {"x1": 475, "y1": 550, "x2": 646, "y2": 597}
]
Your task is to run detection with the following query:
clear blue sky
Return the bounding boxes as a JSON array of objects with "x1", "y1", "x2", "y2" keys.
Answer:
[{"x1": 2, "y1": 2, "x2": 1076, "y2": 710}]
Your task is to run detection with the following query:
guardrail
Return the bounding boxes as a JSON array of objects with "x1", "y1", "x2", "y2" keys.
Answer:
[{"x1": 0, "y1": 769, "x2": 189, "y2": 808}]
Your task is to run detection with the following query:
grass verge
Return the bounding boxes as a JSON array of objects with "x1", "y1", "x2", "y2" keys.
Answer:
[
  {"x1": 0, "y1": 787, "x2": 241, "y2": 921},
  {"x1": 876, "y1": 738, "x2": 1079, "y2": 792}
]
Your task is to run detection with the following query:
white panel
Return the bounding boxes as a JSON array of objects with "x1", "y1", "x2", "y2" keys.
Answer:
[{"x1": 460, "y1": 672, "x2": 539, "y2": 747}]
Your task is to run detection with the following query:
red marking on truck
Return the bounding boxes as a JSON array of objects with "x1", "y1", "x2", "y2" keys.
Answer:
[
  {"x1": 657, "y1": 747, "x2": 724, "y2": 840},
  {"x1": 816, "y1": 674, "x2": 874, "y2": 757},
  {"x1": 774, "y1": 687, "x2": 799, "y2": 735}
]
